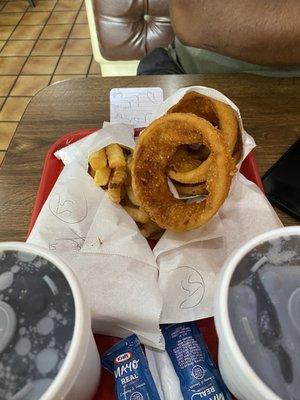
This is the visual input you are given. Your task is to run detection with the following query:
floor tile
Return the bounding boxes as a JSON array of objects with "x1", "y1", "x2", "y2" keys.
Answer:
[
  {"x1": 0, "y1": 97, "x2": 31, "y2": 122},
  {"x1": 70, "y1": 23, "x2": 89, "y2": 38},
  {"x1": 0, "y1": 97, "x2": 5, "y2": 109},
  {"x1": 31, "y1": 0, "x2": 56, "y2": 12},
  {"x1": 10, "y1": 75, "x2": 51, "y2": 96},
  {"x1": 0, "y1": 40, "x2": 35, "y2": 56},
  {"x1": 21, "y1": 55, "x2": 59, "y2": 74},
  {"x1": 0, "y1": 76, "x2": 17, "y2": 96},
  {"x1": 0, "y1": 122, "x2": 18, "y2": 150},
  {"x1": 32, "y1": 39, "x2": 65, "y2": 55},
  {"x1": 0, "y1": 13, "x2": 24, "y2": 26},
  {"x1": 47, "y1": 11, "x2": 76, "y2": 24},
  {"x1": 0, "y1": 151, "x2": 5, "y2": 166},
  {"x1": 0, "y1": 26, "x2": 15, "y2": 40},
  {"x1": 20, "y1": 11, "x2": 50, "y2": 25},
  {"x1": 89, "y1": 58, "x2": 101, "y2": 74},
  {"x1": 51, "y1": 74, "x2": 85, "y2": 83},
  {"x1": 63, "y1": 38, "x2": 91, "y2": 55},
  {"x1": 54, "y1": 0, "x2": 82, "y2": 11},
  {"x1": 40, "y1": 24, "x2": 72, "y2": 39},
  {"x1": 75, "y1": 10, "x2": 87, "y2": 23},
  {"x1": 1, "y1": 1, "x2": 29, "y2": 13},
  {"x1": 10, "y1": 24, "x2": 43, "y2": 39},
  {"x1": 55, "y1": 55, "x2": 91, "y2": 74},
  {"x1": 0, "y1": 57, "x2": 26, "y2": 75}
]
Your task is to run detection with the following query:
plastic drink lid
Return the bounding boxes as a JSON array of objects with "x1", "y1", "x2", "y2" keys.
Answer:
[
  {"x1": 0, "y1": 244, "x2": 75, "y2": 400},
  {"x1": 228, "y1": 232, "x2": 300, "y2": 400}
]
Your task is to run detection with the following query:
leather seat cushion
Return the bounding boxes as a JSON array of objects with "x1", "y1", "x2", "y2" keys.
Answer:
[{"x1": 92, "y1": 0, "x2": 174, "y2": 61}]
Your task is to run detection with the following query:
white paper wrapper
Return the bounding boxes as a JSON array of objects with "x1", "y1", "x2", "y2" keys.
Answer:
[
  {"x1": 28, "y1": 87, "x2": 283, "y2": 343},
  {"x1": 28, "y1": 125, "x2": 163, "y2": 348},
  {"x1": 54, "y1": 123, "x2": 135, "y2": 168}
]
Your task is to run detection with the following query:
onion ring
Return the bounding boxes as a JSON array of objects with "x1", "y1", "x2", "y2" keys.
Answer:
[
  {"x1": 132, "y1": 113, "x2": 234, "y2": 232},
  {"x1": 174, "y1": 182, "x2": 208, "y2": 197},
  {"x1": 167, "y1": 92, "x2": 239, "y2": 184},
  {"x1": 168, "y1": 146, "x2": 202, "y2": 173}
]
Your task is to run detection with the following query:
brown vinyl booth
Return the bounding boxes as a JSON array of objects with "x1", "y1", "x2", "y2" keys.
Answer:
[{"x1": 85, "y1": 0, "x2": 174, "y2": 76}]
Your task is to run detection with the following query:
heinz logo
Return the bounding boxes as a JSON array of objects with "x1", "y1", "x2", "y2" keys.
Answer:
[{"x1": 115, "y1": 352, "x2": 132, "y2": 364}]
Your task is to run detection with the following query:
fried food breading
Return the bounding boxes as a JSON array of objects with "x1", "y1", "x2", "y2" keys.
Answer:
[
  {"x1": 94, "y1": 166, "x2": 111, "y2": 186},
  {"x1": 132, "y1": 113, "x2": 234, "y2": 232},
  {"x1": 126, "y1": 185, "x2": 140, "y2": 206},
  {"x1": 168, "y1": 91, "x2": 238, "y2": 154},
  {"x1": 168, "y1": 146, "x2": 202, "y2": 173},
  {"x1": 126, "y1": 154, "x2": 133, "y2": 173},
  {"x1": 88, "y1": 148, "x2": 107, "y2": 170},
  {"x1": 232, "y1": 125, "x2": 243, "y2": 164},
  {"x1": 108, "y1": 167, "x2": 127, "y2": 203},
  {"x1": 106, "y1": 143, "x2": 126, "y2": 169},
  {"x1": 167, "y1": 91, "x2": 239, "y2": 183},
  {"x1": 168, "y1": 154, "x2": 211, "y2": 184},
  {"x1": 123, "y1": 205, "x2": 150, "y2": 224},
  {"x1": 174, "y1": 182, "x2": 208, "y2": 197},
  {"x1": 140, "y1": 220, "x2": 162, "y2": 238}
]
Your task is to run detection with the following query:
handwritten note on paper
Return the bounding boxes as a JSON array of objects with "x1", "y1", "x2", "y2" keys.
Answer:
[{"x1": 110, "y1": 87, "x2": 164, "y2": 128}]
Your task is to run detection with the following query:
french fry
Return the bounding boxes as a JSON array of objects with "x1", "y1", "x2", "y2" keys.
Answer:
[
  {"x1": 94, "y1": 166, "x2": 111, "y2": 186},
  {"x1": 125, "y1": 173, "x2": 132, "y2": 187},
  {"x1": 106, "y1": 144, "x2": 126, "y2": 169},
  {"x1": 88, "y1": 148, "x2": 107, "y2": 170},
  {"x1": 126, "y1": 185, "x2": 140, "y2": 206},
  {"x1": 140, "y1": 220, "x2": 162, "y2": 238},
  {"x1": 123, "y1": 205, "x2": 150, "y2": 224},
  {"x1": 124, "y1": 155, "x2": 133, "y2": 186},
  {"x1": 108, "y1": 168, "x2": 127, "y2": 203},
  {"x1": 126, "y1": 154, "x2": 133, "y2": 174},
  {"x1": 108, "y1": 186, "x2": 122, "y2": 203},
  {"x1": 109, "y1": 168, "x2": 127, "y2": 188}
]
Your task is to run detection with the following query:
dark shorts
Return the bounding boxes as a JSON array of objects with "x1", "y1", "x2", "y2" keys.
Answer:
[{"x1": 137, "y1": 48, "x2": 184, "y2": 75}]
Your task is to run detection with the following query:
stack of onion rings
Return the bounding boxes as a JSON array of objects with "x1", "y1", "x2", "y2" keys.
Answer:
[
  {"x1": 167, "y1": 91, "x2": 241, "y2": 184},
  {"x1": 132, "y1": 113, "x2": 234, "y2": 232}
]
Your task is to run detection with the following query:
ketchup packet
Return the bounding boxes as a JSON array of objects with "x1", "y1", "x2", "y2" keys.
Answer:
[
  {"x1": 102, "y1": 334, "x2": 161, "y2": 400},
  {"x1": 162, "y1": 323, "x2": 232, "y2": 400}
]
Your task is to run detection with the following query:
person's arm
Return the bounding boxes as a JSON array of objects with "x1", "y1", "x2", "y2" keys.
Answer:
[{"x1": 169, "y1": 0, "x2": 300, "y2": 66}]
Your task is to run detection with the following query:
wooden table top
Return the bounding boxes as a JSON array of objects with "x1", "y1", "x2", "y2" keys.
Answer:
[{"x1": 0, "y1": 74, "x2": 299, "y2": 242}]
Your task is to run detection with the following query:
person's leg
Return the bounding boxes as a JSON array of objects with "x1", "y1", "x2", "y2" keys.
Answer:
[{"x1": 137, "y1": 48, "x2": 184, "y2": 75}]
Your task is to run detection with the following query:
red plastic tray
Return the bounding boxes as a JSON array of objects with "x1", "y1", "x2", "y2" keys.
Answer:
[{"x1": 29, "y1": 129, "x2": 263, "y2": 399}]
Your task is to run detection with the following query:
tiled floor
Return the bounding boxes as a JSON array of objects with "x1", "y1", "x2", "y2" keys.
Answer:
[{"x1": 0, "y1": 0, "x2": 101, "y2": 165}]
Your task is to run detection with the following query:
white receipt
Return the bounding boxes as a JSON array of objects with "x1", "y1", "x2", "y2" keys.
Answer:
[{"x1": 110, "y1": 87, "x2": 163, "y2": 128}]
